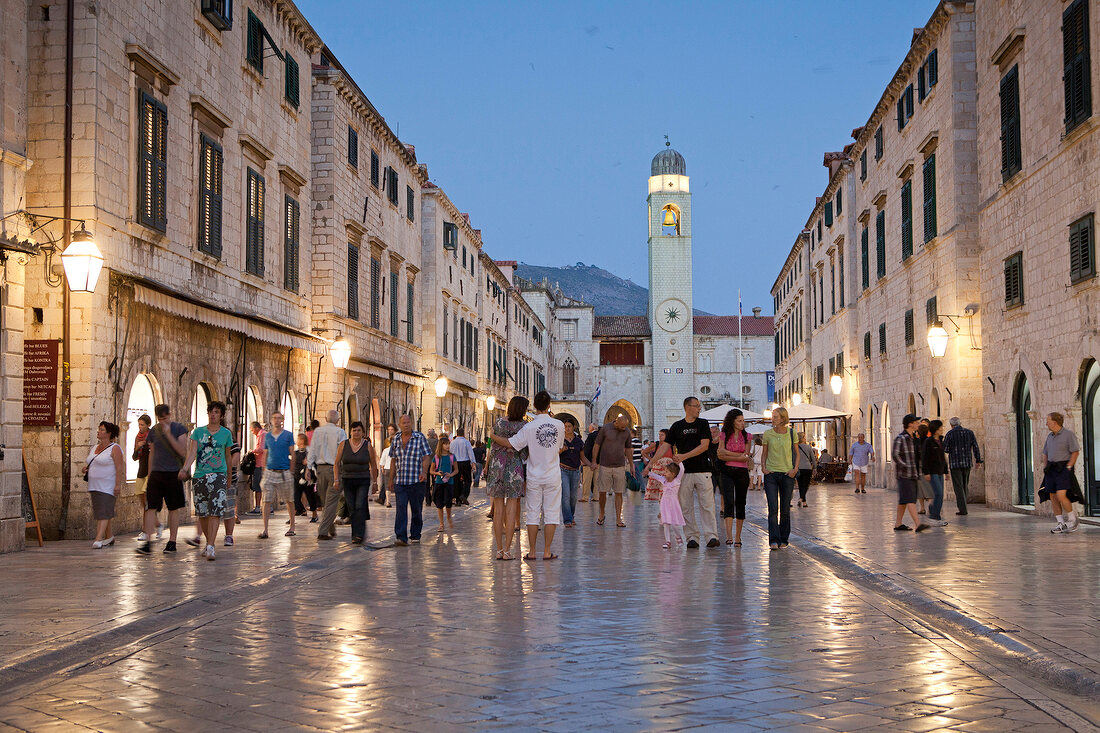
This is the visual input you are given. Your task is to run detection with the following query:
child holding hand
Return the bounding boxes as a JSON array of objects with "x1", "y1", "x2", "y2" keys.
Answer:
[{"x1": 650, "y1": 457, "x2": 686, "y2": 549}]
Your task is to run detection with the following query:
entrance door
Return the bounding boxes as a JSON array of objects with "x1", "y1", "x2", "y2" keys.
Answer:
[
  {"x1": 1015, "y1": 376, "x2": 1034, "y2": 505},
  {"x1": 1083, "y1": 361, "x2": 1100, "y2": 516}
]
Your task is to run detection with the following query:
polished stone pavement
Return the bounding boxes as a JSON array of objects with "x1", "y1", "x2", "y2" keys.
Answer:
[{"x1": 0, "y1": 484, "x2": 1097, "y2": 731}]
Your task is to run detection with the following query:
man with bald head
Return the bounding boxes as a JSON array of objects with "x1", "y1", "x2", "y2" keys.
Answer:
[
  {"x1": 593, "y1": 414, "x2": 635, "y2": 527},
  {"x1": 309, "y1": 409, "x2": 347, "y2": 540}
]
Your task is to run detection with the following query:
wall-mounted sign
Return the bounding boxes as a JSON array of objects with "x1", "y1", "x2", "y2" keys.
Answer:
[{"x1": 24, "y1": 339, "x2": 59, "y2": 426}]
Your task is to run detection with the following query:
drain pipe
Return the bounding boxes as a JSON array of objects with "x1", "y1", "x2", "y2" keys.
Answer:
[{"x1": 57, "y1": 0, "x2": 75, "y2": 537}]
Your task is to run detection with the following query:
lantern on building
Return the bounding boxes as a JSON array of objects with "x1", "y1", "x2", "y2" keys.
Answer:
[{"x1": 60, "y1": 226, "x2": 104, "y2": 293}]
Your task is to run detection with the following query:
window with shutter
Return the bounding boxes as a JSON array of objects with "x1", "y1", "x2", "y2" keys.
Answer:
[
  {"x1": 838, "y1": 248, "x2": 845, "y2": 308},
  {"x1": 443, "y1": 222, "x2": 458, "y2": 251},
  {"x1": 1004, "y1": 252, "x2": 1024, "y2": 308},
  {"x1": 897, "y1": 96, "x2": 906, "y2": 131},
  {"x1": 923, "y1": 154, "x2": 937, "y2": 242},
  {"x1": 817, "y1": 219, "x2": 822, "y2": 240},
  {"x1": 874, "y1": 127, "x2": 884, "y2": 160},
  {"x1": 926, "y1": 296, "x2": 938, "y2": 325},
  {"x1": 198, "y1": 135, "x2": 223, "y2": 257},
  {"x1": 246, "y1": 10, "x2": 264, "y2": 72},
  {"x1": 284, "y1": 196, "x2": 299, "y2": 293},
  {"x1": 879, "y1": 322, "x2": 887, "y2": 355},
  {"x1": 387, "y1": 167, "x2": 399, "y2": 205},
  {"x1": 905, "y1": 84, "x2": 914, "y2": 120},
  {"x1": 830, "y1": 261, "x2": 836, "y2": 314},
  {"x1": 876, "y1": 210, "x2": 886, "y2": 279},
  {"x1": 837, "y1": 351, "x2": 844, "y2": 371},
  {"x1": 828, "y1": 357, "x2": 835, "y2": 378},
  {"x1": 370, "y1": 257, "x2": 381, "y2": 328},
  {"x1": 861, "y1": 226, "x2": 870, "y2": 290},
  {"x1": 824, "y1": 201, "x2": 833, "y2": 227},
  {"x1": 918, "y1": 62, "x2": 927, "y2": 102},
  {"x1": 836, "y1": 189, "x2": 842, "y2": 215},
  {"x1": 928, "y1": 49, "x2": 938, "y2": 87},
  {"x1": 347, "y1": 245, "x2": 359, "y2": 320},
  {"x1": 348, "y1": 127, "x2": 358, "y2": 169},
  {"x1": 407, "y1": 282, "x2": 415, "y2": 343},
  {"x1": 137, "y1": 92, "x2": 168, "y2": 232},
  {"x1": 370, "y1": 150, "x2": 380, "y2": 188},
  {"x1": 904, "y1": 309, "x2": 914, "y2": 346},
  {"x1": 1070, "y1": 213, "x2": 1095, "y2": 283},
  {"x1": 864, "y1": 332, "x2": 871, "y2": 360},
  {"x1": 390, "y1": 272, "x2": 399, "y2": 337},
  {"x1": 901, "y1": 180, "x2": 913, "y2": 260},
  {"x1": 201, "y1": 0, "x2": 232, "y2": 29},
  {"x1": 284, "y1": 54, "x2": 299, "y2": 108},
  {"x1": 245, "y1": 168, "x2": 265, "y2": 277},
  {"x1": 1064, "y1": 0, "x2": 1092, "y2": 132},
  {"x1": 1000, "y1": 66, "x2": 1022, "y2": 180},
  {"x1": 443, "y1": 306, "x2": 449, "y2": 357},
  {"x1": 406, "y1": 185, "x2": 414, "y2": 222},
  {"x1": 860, "y1": 150, "x2": 867, "y2": 181}
]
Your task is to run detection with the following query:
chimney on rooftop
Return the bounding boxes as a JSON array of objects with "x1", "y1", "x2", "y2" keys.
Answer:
[{"x1": 752, "y1": 307, "x2": 762, "y2": 318}]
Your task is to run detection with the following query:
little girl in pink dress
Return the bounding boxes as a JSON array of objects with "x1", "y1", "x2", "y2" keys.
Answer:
[{"x1": 651, "y1": 457, "x2": 686, "y2": 549}]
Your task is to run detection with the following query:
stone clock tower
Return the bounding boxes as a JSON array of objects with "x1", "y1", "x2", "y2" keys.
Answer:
[{"x1": 648, "y1": 141, "x2": 694, "y2": 428}]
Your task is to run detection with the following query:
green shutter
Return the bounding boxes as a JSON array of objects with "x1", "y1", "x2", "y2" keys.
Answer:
[
  {"x1": 347, "y1": 244, "x2": 359, "y2": 320},
  {"x1": 348, "y1": 127, "x2": 358, "y2": 169},
  {"x1": 876, "y1": 210, "x2": 886, "y2": 279},
  {"x1": 824, "y1": 201, "x2": 833, "y2": 227},
  {"x1": 926, "y1": 296, "x2": 938, "y2": 325},
  {"x1": 1070, "y1": 214, "x2": 1095, "y2": 283},
  {"x1": 923, "y1": 154, "x2": 937, "y2": 242},
  {"x1": 370, "y1": 257, "x2": 381, "y2": 328},
  {"x1": 904, "y1": 309, "x2": 914, "y2": 346},
  {"x1": 1004, "y1": 252, "x2": 1024, "y2": 307},
  {"x1": 861, "y1": 226, "x2": 870, "y2": 290},
  {"x1": 927, "y1": 49, "x2": 938, "y2": 87},
  {"x1": 198, "y1": 135, "x2": 222, "y2": 257},
  {"x1": 1000, "y1": 66, "x2": 1022, "y2": 180},
  {"x1": 864, "y1": 331, "x2": 871, "y2": 360},
  {"x1": 246, "y1": 10, "x2": 263, "y2": 72},
  {"x1": 137, "y1": 92, "x2": 167, "y2": 232},
  {"x1": 284, "y1": 196, "x2": 299, "y2": 292},
  {"x1": 407, "y1": 282, "x2": 415, "y2": 342},
  {"x1": 901, "y1": 180, "x2": 913, "y2": 260},
  {"x1": 246, "y1": 168, "x2": 265, "y2": 277},
  {"x1": 284, "y1": 54, "x2": 299, "y2": 108},
  {"x1": 390, "y1": 271, "x2": 399, "y2": 337},
  {"x1": 879, "y1": 322, "x2": 887, "y2": 354},
  {"x1": 1064, "y1": 0, "x2": 1092, "y2": 131}
]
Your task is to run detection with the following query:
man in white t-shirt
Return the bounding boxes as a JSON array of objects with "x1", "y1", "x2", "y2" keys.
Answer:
[{"x1": 491, "y1": 390, "x2": 564, "y2": 560}]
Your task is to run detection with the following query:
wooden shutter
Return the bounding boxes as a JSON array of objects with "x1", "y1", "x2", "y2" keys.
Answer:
[
  {"x1": 390, "y1": 272, "x2": 399, "y2": 337},
  {"x1": 1070, "y1": 214, "x2": 1095, "y2": 283},
  {"x1": 284, "y1": 196, "x2": 299, "y2": 292},
  {"x1": 875, "y1": 127, "x2": 883, "y2": 160},
  {"x1": 370, "y1": 150, "x2": 380, "y2": 188},
  {"x1": 407, "y1": 282, "x2": 415, "y2": 342},
  {"x1": 836, "y1": 189, "x2": 842, "y2": 215},
  {"x1": 443, "y1": 306, "x2": 449, "y2": 356},
  {"x1": 348, "y1": 127, "x2": 358, "y2": 169},
  {"x1": 860, "y1": 150, "x2": 867, "y2": 180},
  {"x1": 897, "y1": 97, "x2": 906, "y2": 131},
  {"x1": 864, "y1": 332, "x2": 871, "y2": 360},
  {"x1": 138, "y1": 92, "x2": 167, "y2": 232},
  {"x1": 824, "y1": 201, "x2": 833, "y2": 227},
  {"x1": 1000, "y1": 66, "x2": 1022, "y2": 180},
  {"x1": 875, "y1": 210, "x2": 886, "y2": 278},
  {"x1": 406, "y1": 185, "x2": 414, "y2": 221},
  {"x1": 198, "y1": 135, "x2": 222, "y2": 257},
  {"x1": 838, "y1": 248, "x2": 844, "y2": 307},
  {"x1": 926, "y1": 296, "x2": 938, "y2": 325},
  {"x1": 904, "y1": 309, "x2": 914, "y2": 346},
  {"x1": 347, "y1": 245, "x2": 359, "y2": 320},
  {"x1": 246, "y1": 168, "x2": 265, "y2": 277},
  {"x1": 879, "y1": 322, "x2": 887, "y2": 354},
  {"x1": 246, "y1": 10, "x2": 263, "y2": 72},
  {"x1": 861, "y1": 226, "x2": 870, "y2": 289},
  {"x1": 370, "y1": 257, "x2": 381, "y2": 328},
  {"x1": 1004, "y1": 252, "x2": 1024, "y2": 307},
  {"x1": 1064, "y1": 0, "x2": 1092, "y2": 131},
  {"x1": 284, "y1": 54, "x2": 299, "y2": 108},
  {"x1": 928, "y1": 49, "x2": 938, "y2": 87},
  {"x1": 901, "y1": 180, "x2": 913, "y2": 260},
  {"x1": 918, "y1": 62, "x2": 927, "y2": 102},
  {"x1": 923, "y1": 154, "x2": 937, "y2": 242}
]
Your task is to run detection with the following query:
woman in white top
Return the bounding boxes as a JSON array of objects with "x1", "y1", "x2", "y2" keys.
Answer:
[
  {"x1": 750, "y1": 436, "x2": 765, "y2": 489},
  {"x1": 375, "y1": 444, "x2": 393, "y2": 507},
  {"x1": 85, "y1": 421, "x2": 125, "y2": 548}
]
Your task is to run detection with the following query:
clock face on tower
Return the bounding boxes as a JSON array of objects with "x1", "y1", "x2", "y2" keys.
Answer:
[{"x1": 655, "y1": 298, "x2": 688, "y2": 332}]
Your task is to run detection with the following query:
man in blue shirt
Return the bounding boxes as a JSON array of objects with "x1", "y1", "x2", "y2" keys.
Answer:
[
  {"x1": 848, "y1": 433, "x2": 875, "y2": 494},
  {"x1": 942, "y1": 417, "x2": 982, "y2": 515},
  {"x1": 388, "y1": 415, "x2": 433, "y2": 545},
  {"x1": 259, "y1": 411, "x2": 296, "y2": 539}
]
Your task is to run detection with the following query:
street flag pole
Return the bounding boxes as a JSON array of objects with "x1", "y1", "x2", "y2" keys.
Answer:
[{"x1": 738, "y1": 290, "x2": 744, "y2": 408}]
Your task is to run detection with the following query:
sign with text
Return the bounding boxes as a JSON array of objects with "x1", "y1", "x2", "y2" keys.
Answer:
[
  {"x1": 23, "y1": 339, "x2": 59, "y2": 426},
  {"x1": 766, "y1": 371, "x2": 775, "y2": 403}
]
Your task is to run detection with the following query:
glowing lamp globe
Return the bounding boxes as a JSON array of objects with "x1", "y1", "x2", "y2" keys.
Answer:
[
  {"x1": 485, "y1": 395, "x2": 496, "y2": 411},
  {"x1": 61, "y1": 227, "x2": 104, "y2": 293},
  {"x1": 927, "y1": 323, "x2": 949, "y2": 358},
  {"x1": 830, "y1": 374, "x2": 843, "y2": 395},
  {"x1": 434, "y1": 376, "x2": 449, "y2": 398},
  {"x1": 329, "y1": 338, "x2": 351, "y2": 369}
]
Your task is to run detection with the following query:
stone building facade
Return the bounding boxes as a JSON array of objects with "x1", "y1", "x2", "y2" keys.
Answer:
[{"x1": 975, "y1": 0, "x2": 1100, "y2": 514}]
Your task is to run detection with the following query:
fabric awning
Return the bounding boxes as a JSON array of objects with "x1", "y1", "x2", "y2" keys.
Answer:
[
  {"x1": 786, "y1": 403, "x2": 849, "y2": 421},
  {"x1": 132, "y1": 283, "x2": 326, "y2": 355}
]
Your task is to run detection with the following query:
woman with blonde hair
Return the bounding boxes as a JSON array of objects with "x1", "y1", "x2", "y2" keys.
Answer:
[{"x1": 760, "y1": 406, "x2": 798, "y2": 550}]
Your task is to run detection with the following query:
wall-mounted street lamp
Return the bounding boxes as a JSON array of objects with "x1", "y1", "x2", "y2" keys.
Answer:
[
  {"x1": 830, "y1": 374, "x2": 843, "y2": 395},
  {"x1": 0, "y1": 211, "x2": 105, "y2": 292},
  {"x1": 791, "y1": 392, "x2": 803, "y2": 406},
  {"x1": 434, "y1": 376, "x2": 449, "y2": 398},
  {"x1": 927, "y1": 305, "x2": 979, "y2": 358},
  {"x1": 485, "y1": 394, "x2": 496, "y2": 411},
  {"x1": 329, "y1": 337, "x2": 352, "y2": 369}
]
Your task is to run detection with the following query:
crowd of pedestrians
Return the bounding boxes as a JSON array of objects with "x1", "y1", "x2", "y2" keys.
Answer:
[{"x1": 84, "y1": 383, "x2": 1092, "y2": 560}]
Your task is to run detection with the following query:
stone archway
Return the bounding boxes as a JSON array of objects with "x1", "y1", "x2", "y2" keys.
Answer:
[{"x1": 603, "y1": 399, "x2": 641, "y2": 430}]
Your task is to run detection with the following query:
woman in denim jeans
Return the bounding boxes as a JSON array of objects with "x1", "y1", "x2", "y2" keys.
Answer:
[
  {"x1": 558, "y1": 418, "x2": 584, "y2": 527},
  {"x1": 760, "y1": 407, "x2": 798, "y2": 550},
  {"x1": 921, "y1": 420, "x2": 949, "y2": 527}
]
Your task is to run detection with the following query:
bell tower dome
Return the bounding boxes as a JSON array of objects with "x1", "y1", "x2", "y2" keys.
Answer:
[{"x1": 647, "y1": 138, "x2": 694, "y2": 428}]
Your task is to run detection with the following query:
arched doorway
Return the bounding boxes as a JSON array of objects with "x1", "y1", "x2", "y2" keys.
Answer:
[
  {"x1": 124, "y1": 373, "x2": 161, "y2": 481},
  {"x1": 369, "y1": 398, "x2": 382, "y2": 449},
  {"x1": 880, "y1": 402, "x2": 891, "y2": 474},
  {"x1": 603, "y1": 399, "x2": 641, "y2": 430},
  {"x1": 281, "y1": 390, "x2": 299, "y2": 434},
  {"x1": 930, "y1": 388, "x2": 940, "y2": 419},
  {"x1": 1014, "y1": 373, "x2": 1034, "y2": 505},
  {"x1": 347, "y1": 394, "x2": 360, "y2": 430},
  {"x1": 190, "y1": 382, "x2": 213, "y2": 428},
  {"x1": 907, "y1": 393, "x2": 917, "y2": 417},
  {"x1": 1081, "y1": 360, "x2": 1100, "y2": 515},
  {"x1": 245, "y1": 386, "x2": 263, "y2": 451}
]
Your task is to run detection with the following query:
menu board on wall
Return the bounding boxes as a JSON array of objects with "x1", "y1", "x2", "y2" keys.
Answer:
[{"x1": 23, "y1": 339, "x2": 59, "y2": 426}]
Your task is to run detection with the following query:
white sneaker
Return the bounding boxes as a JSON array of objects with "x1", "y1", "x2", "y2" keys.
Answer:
[
  {"x1": 1066, "y1": 519, "x2": 1080, "y2": 533},
  {"x1": 155, "y1": 525, "x2": 163, "y2": 540},
  {"x1": 205, "y1": 545, "x2": 216, "y2": 561},
  {"x1": 199, "y1": 545, "x2": 209, "y2": 557},
  {"x1": 136, "y1": 532, "x2": 148, "y2": 541},
  {"x1": 929, "y1": 519, "x2": 948, "y2": 527},
  {"x1": 1051, "y1": 523, "x2": 1067, "y2": 534}
]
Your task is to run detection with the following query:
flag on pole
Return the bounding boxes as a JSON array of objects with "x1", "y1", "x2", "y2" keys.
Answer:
[{"x1": 592, "y1": 380, "x2": 602, "y2": 403}]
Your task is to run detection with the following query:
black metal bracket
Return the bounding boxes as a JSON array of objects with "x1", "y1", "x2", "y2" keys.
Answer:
[{"x1": 987, "y1": 376, "x2": 996, "y2": 393}]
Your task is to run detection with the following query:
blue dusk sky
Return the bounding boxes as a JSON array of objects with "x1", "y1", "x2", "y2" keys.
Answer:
[{"x1": 296, "y1": 0, "x2": 937, "y2": 316}]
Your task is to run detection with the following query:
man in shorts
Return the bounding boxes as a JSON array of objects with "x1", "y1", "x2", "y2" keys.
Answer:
[
  {"x1": 892, "y1": 414, "x2": 928, "y2": 532},
  {"x1": 259, "y1": 411, "x2": 296, "y2": 539},
  {"x1": 135, "y1": 404, "x2": 188, "y2": 555},
  {"x1": 1042, "y1": 412, "x2": 1081, "y2": 534},
  {"x1": 592, "y1": 414, "x2": 634, "y2": 527},
  {"x1": 180, "y1": 401, "x2": 233, "y2": 560},
  {"x1": 849, "y1": 433, "x2": 874, "y2": 494},
  {"x1": 222, "y1": 440, "x2": 240, "y2": 546}
]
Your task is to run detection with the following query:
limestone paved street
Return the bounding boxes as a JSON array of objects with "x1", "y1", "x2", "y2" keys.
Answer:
[{"x1": 1, "y1": 484, "x2": 1098, "y2": 732}]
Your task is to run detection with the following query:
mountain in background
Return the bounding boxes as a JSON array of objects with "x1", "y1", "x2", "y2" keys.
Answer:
[{"x1": 515, "y1": 262, "x2": 712, "y2": 316}]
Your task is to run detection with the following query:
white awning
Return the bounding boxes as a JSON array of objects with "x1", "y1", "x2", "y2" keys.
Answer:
[{"x1": 132, "y1": 283, "x2": 326, "y2": 355}]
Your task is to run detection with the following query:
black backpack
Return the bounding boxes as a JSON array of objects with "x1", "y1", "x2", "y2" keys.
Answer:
[{"x1": 239, "y1": 452, "x2": 256, "y2": 476}]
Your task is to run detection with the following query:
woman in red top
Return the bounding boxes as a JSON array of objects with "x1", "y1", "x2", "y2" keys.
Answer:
[{"x1": 716, "y1": 409, "x2": 753, "y2": 547}]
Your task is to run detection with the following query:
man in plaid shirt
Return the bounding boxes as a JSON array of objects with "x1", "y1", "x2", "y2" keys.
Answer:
[
  {"x1": 892, "y1": 414, "x2": 928, "y2": 533},
  {"x1": 942, "y1": 417, "x2": 982, "y2": 515},
  {"x1": 388, "y1": 415, "x2": 433, "y2": 545}
]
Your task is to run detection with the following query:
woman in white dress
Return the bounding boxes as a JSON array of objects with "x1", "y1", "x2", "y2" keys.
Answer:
[{"x1": 750, "y1": 436, "x2": 765, "y2": 490}]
